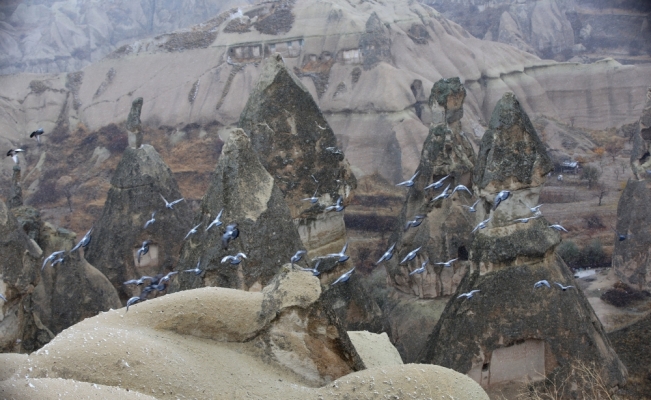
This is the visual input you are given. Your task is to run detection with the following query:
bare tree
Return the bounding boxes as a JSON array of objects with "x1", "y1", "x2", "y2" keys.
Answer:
[
  {"x1": 581, "y1": 165, "x2": 601, "y2": 189},
  {"x1": 597, "y1": 183, "x2": 608, "y2": 206}
]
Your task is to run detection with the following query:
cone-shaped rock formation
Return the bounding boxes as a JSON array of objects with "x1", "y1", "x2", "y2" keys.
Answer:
[
  {"x1": 84, "y1": 144, "x2": 192, "y2": 302},
  {"x1": 171, "y1": 129, "x2": 304, "y2": 292},
  {"x1": 614, "y1": 88, "x2": 651, "y2": 289},
  {"x1": 239, "y1": 53, "x2": 356, "y2": 255},
  {"x1": 418, "y1": 92, "x2": 627, "y2": 393}
]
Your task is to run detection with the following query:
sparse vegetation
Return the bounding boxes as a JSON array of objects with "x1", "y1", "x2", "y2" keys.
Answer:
[
  {"x1": 557, "y1": 239, "x2": 607, "y2": 269},
  {"x1": 581, "y1": 165, "x2": 601, "y2": 189}
]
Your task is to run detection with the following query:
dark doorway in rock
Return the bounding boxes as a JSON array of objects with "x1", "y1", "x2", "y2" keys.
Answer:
[{"x1": 458, "y1": 245, "x2": 468, "y2": 261}]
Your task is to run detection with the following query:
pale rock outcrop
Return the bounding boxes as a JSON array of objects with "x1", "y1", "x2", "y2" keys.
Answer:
[
  {"x1": 347, "y1": 331, "x2": 403, "y2": 368},
  {"x1": 171, "y1": 129, "x2": 303, "y2": 293},
  {"x1": 0, "y1": 269, "x2": 489, "y2": 399},
  {"x1": 84, "y1": 144, "x2": 192, "y2": 302},
  {"x1": 238, "y1": 53, "x2": 356, "y2": 255},
  {"x1": 0, "y1": 199, "x2": 42, "y2": 353},
  {"x1": 417, "y1": 92, "x2": 627, "y2": 393},
  {"x1": 630, "y1": 87, "x2": 651, "y2": 180},
  {"x1": 125, "y1": 97, "x2": 144, "y2": 148}
]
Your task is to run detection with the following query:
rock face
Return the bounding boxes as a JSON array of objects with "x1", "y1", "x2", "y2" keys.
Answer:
[
  {"x1": 7, "y1": 165, "x2": 22, "y2": 209},
  {"x1": 0, "y1": 199, "x2": 42, "y2": 353},
  {"x1": 84, "y1": 144, "x2": 192, "y2": 302},
  {"x1": 172, "y1": 129, "x2": 304, "y2": 292},
  {"x1": 417, "y1": 92, "x2": 627, "y2": 392},
  {"x1": 125, "y1": 97, "x2": 144, "y2": 148},
  {"x1": 239, "y1": 53, "x2": 356, "y2": 255},
  {"x1": 614, "y1": 89, "x2": 651, "y2": 289}
]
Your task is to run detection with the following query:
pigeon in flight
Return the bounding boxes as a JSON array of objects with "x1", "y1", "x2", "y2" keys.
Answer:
[
  {"x1": 400, "y1": 246, "x2": 422, "y2": 264},
  {"x1": 471, "y1": 217, "x2": 491, "y2": 234},
  {"x1": 126, "y1": 296, "x2": 142, "y2": 312},
  {"x1": 409, "y1": 259, "x2": 428, "y2": 276},
  {"x1": 30, "y1": 128, "x2": 44, "y2": 143},
  {"x1": 430, "y1": 184, "x2": 451, "y2": 203},
  {"x1": 51, "y1": 257, "x2": 65, "y2": 267},
  {"x1": 42, "y1": 250, "x2": 65, "y2": 270},
  {"x1": 376, "y1": 242, "x2": 396, "y2": 265},
  {"x1": 549, "y1": 224, "x2": 568, "y2": 232},
  {"x1": 291, "y1": 250, "x2": 307, "y2": 266},
  {"x1": 302, "y1": 189, "x2": 320, "y2": 204},
  {"x1": 451, "y1": 185, "x2": 472, "y2": 196},
  {"x1": 325, "y1": 196, "x2": 344, "y2": 212},
  {"x1": 70, "y1": 227, "x2": 92, "y2": 253},
  {"x1": 530, "y1": 204, "x2": 543, "y2": 214},
  {"x1": 493, "y1": 190, "x2": 511, "y2": 210},
  {"x1": 160, "y1": 194, "x2": 184, "y2": 210},
  {"x1": 611, "y1": 227, "x2": 631, "y2": 241},
  {"x1": 534, "y1": 280, "x2": 551, "y2": 289},
  {"x1": 396, "y1": 171, "x2": 419, "y2": 187},
  {"x1": 555, "y1": 282, "x2": 575, "y2": 291},
  {"x1": 184, "y1": 223, "x2": 202, "y2": 240},
  {"x1": 6, "y1": 149, "x2": 25, "y2": 164},
  {"x1": 221, "y1": 252, "x2": 247, "y2": 265},
  {"x1": 0, "y1": 293, "x2": 6, "y2": 302},
  {"x1": 458, "y1": 290, "x2": 480, "y2": 299},
  {"x1": 424, "y1": 175, "x2": 449, "y2": 190},
  {"x1": 124, "y1": 276, "x2": 154, "y2": 286},
  {"x1": 184, "y1": 259, "x2": 203, "y2": 275},
  {"x1": 298, "y1": 260, "x2": 321, "y2": 276},
  {"x1": 327, "y1": 242, "x2": 350, "y2": 263},
  {"x1": 513, "y1": 215, "x2": 541, "y2": 224},
  {"x1": 222, "y1": 223, "x2": 239, "y2": 249},
  {"x1": 326, "y1": 147, "x2": 343, "y2": 155},
  {"x1": 158, "y1": 271, "x2": 178, "y2": 285},
  {"x1": 206, "y1": 209, "x2": 224, "y2": 231},
  {"x1": 144, "y1": 212, "x2": 156, "y2": 229},
  {"x1": 331, "y1": 267, "x2": 355, "y2": 285},
  {"x1": 435, "y1": 258, "x2": 458, "y2": 268},
  {"x1": 137, "y1": 240, "x2": 151, "y2": 264},
  {"x1": 405, "y1": 215, "x2": 426, "y2": 231},
  {"x1": 462, "y1": 199, "x2": 480, "y2": 213}
]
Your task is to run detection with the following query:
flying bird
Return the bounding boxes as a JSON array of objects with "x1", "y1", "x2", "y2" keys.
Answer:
[
  {"x1": 611, "y1": 227, "x2": 632, "y2": 241},
  {"x1": 430, "y1": 183, "x2": 452, "y2": 203},
  {"x1": 222, "y1": 223, "x2": 239, "y2": 249},
  {"x1": 458, "y1": 290, "x2": 480, "y2": 299},
  {"x1": 555, "y1": 282, "x2": 575, "y2": 291},
  {"x1": 530, "y1": 204, "x2": 543, "y2": 214},
  {"x1": 291, "y1": 250, "x2": 307, "y2": 266},
  {"x1": 493, "y1": 190, "x2": 511, "y2": 210},
  {"x1": 549, "y1": 224, "x2": 568, "y2": 232},
  {"x1": 405, "y1": 215, "x2": 426, "y2": 231},
  {"x1": 137, "y1": 240, "x2": 151, "y2": 264},
  {"x1": 184, "y1": 223, "x2": 202, "y2": 240},
  {"x1": 331, "y1": 267, "x2": 355, "y2": 285},
  {"x1": 534, "y1": 280, "x2": 551, "y2": 289},
  {"x1": 409, "y1": 259, "x2": 428, "y2": 276},
  {"x1": 298, "y1": 260, "x2": 321, "y2": 276},
  {"x1": 0, "y1": 294, "x2": 6, "y2": 302},
  {"x1": 184, "y1": 259, "x2": 203, "y2": 275},
  {"x1": 144, "y1": 212, "x2": 156, "y2": 229},
  {"x1": 126, "y1": 296, "x2": 142, "y2": 312},
  {"x1": 221, "y1": 252, "x2": 247, "y2": 265},
  {"x1": 461, "y1": 199, "x2": 479, "y2": 214},
  {"x1": 6, "y1": 149, "x2": 25, "y2": 164},
  {"x1": 451, "y1": 185, "x2": 472, "y2": 196},
  {"x1": 326, "y1": 146, "x2": 343, "y2": 155},
  {"x1": 42, "y1": 250, "x2": 65, "y2": 270},
  {"x1": 513, "y1": 215, "x2": 541, "y2": 224},
  {"x1": 206, "y1": 209, "x2": 224, "y2": 231},
  {"x1": 471, "y1": 217, "x2": 491, "y2": 234},
  {"x1": 396, "y1": 171, "x2": 419, "y2": 187},
  {"x1": 435, "y1": 258, "x2": 458, "y2": 268},
  {"x1": 302, "y1": 189, "x2": 320, "y2": 204},
  {"x1": 325, "y1": 196, "x2": 345, "y2": 212},
  {"x1": 400, "y1": 246, "x2": 422, "y2": 264},
  {"x1": 327, "y1": 242, "x2": 350, "y2": 263},
  {"x1": 376, "y1": 242, "x2": 396, "y2": 265},
  {"x1": 51, "y1": 257, "x2": 65, "y2": 267},
  {"x1": 124, "y1": 276, "x2": 154, "y2": 286},
  {"x1": 158, "y1": 271, "x2": 178, "y2": 285},
  {"x1": 30, "y1": 128, "x2": 44, "y2": 143},
  {"x1": 160, "y1": 194, "x2": 184, "y2": 210},
  {"x1": 424, "y1": 175, "x2": 449, "y2": 190},
  {"x1": 70, "y1": 227, "x2": 92, "y2": 253}
]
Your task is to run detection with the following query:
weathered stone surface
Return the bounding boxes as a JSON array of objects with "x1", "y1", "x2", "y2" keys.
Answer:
[
  {"x1": 7, "y1": 165, "x2": 22, "y2": 209},
  {"x1": 630, "y1": 87, "x2": 651, "y2": 179},
  {"x1": 171, "y1": 129, "x2": 303, "y2": 292},
  {"x1": 125, "y1": 97, "x2": 143, "y2": 148},
  {"x1": 0, "y1": 198, "x2": 42, "y2": 353},
  {"x1": 347, "y1": 331, "x2": 403, "y2": 368},
  {"x1": 84, "y1": 144, "x2": 192, "y2": 302},
  {"x1": 239, "y1": 53, "x2": 356, "y2": 255},
  {"x1": 430, "y1": 77, "x2": 467, "y2": 126},
  {"x1": 609, "y1": 312, "x2": 651, "y2": 399},
  {"x1": 612, "y1": 179, "x2": 651, "y2": 289}
]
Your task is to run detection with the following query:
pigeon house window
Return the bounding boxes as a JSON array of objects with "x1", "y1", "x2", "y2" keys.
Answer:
[{"x1": 134, "y1": 244, "x2": 159, "y2": 268}]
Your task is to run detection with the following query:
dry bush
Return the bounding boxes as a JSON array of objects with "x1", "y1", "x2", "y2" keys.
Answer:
[{"x1": 601, "y1": 281, "x2": 651, "y2": 307}]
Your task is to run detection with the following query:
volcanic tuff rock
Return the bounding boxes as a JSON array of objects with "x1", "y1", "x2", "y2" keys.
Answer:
[
  {"x1": 630, "y1": 87, "x2": 651, "y2": 180},
  {"x1": 239, "y1": 53, "x2": 356, "y2": 255},
  {"x1": 171, "y1": 129, "x2": 303, "y2": 292},
  {"x1": 126, "y1": 97, "x2": 144, "y2": 148},
  {"x1": 0, "y1": 198, "x2": 42, "y2": 353},
  {"x1": 7, "y1": 164, "x2": 22, "y2": 209},
  {"x1": 84, "y1": 144, "x2": 192, "y2": 302},
  {"x1": 418, "y1": 92, "x2": 627, "y2": 391}
]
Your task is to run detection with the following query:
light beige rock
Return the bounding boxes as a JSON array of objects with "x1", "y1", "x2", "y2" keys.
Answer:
[{"x1": 347, "y1": 331, "x2": 403, "y2": 368}]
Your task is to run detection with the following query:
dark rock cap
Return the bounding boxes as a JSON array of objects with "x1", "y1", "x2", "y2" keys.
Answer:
[
  {"x1": 430, "y1": 77, "x2": 466, "y2": 125},
  {"x1": 474, "y1": 92, "x2": 553, "y2": 193}
]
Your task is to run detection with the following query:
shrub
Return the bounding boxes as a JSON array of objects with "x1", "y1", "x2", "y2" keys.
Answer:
[
  {"x1": 557, "y1": 241, "x2": 580, "y2": 268},
  {"x1": 581, "y1": 165, "x2": 601, "y2": 188}
]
